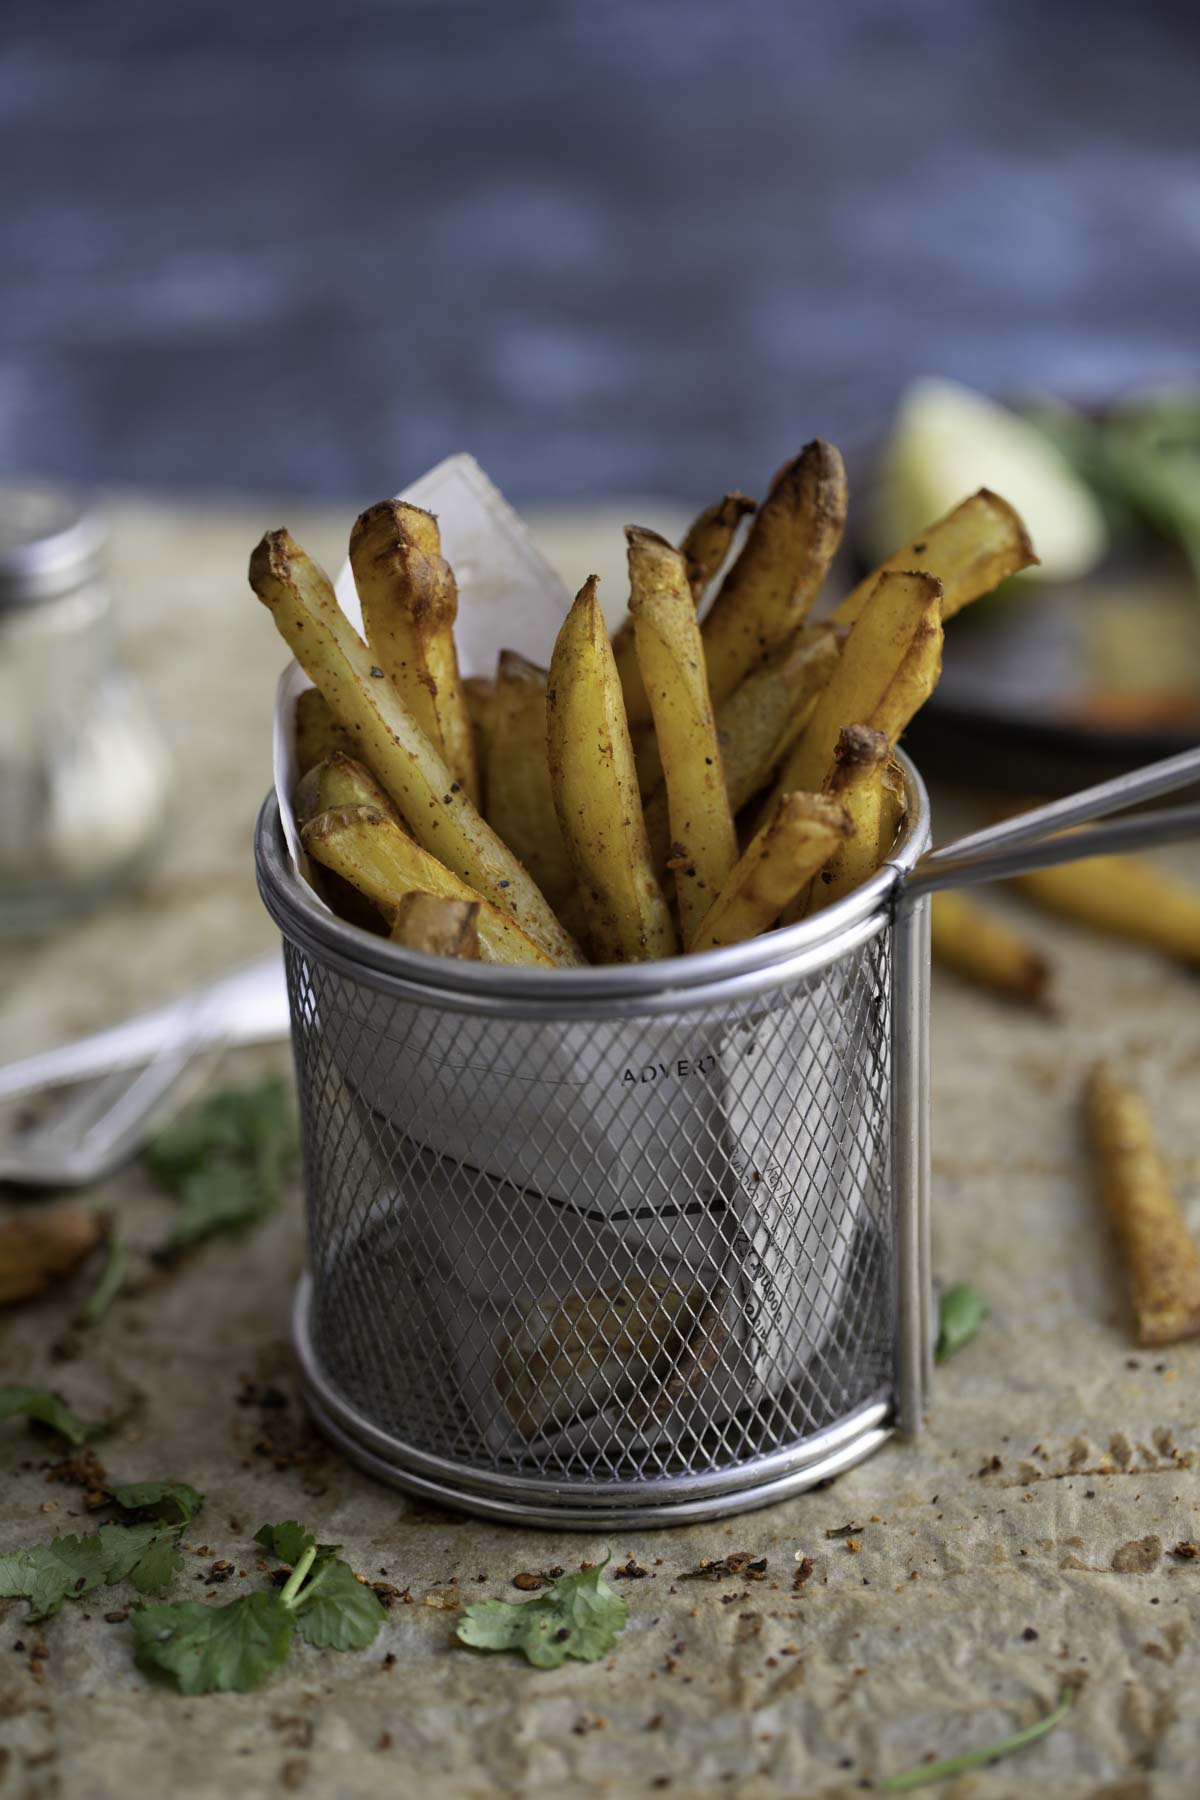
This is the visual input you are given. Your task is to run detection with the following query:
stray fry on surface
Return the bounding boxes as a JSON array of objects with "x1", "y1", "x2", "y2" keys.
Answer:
[
  {"x1": 1085, "y1": 1063, "x2": 1200, "y2": 1346},
  {"x1": 613, "y1": 492, "x2": 756, "y2": 733},
  {"x1": 832, "y1": 488, "x2": 1037, "y2": 626},
  {"x1": 548, "y1": 576, "x2": 677, "y2": 963},
  {"x1": 249, "y1": 529, "x2": 582, "y2": 966},
  {"x1": 302, "y1": 805, "x2": 557, "y2": 969},
  {"x1": 642, "y1": 625, "x2": 841, "y2": 870},
  {"x1": 803, "y1": 725, "x2": 890, "y2": 916},
  {"x1": 701, "y1": 441, "x2": 848, "y2": 706},
  {"x1": 294, "y1": 687, "x2": 353, "y2": 775},
  {"x1": 1013, "y1": 851, "x2": 1200, "y2": 966},
  {"x1": 689, "y1": 792, "x2": 850, "y2": 952},
  {"x1": 390, "y1": 891, "x2": 481, "y2": 960},
  {"x1": 349, "y1": 500, "x2": 481, "y2": 804},
  {"x1": 774, "y1": 570, "x2": 943, "y2": 797},
  {"x1": 930, "y1": 891, "x2": 1052, "y2": 1010},
  {"x1": 0, "y1": 1208, "x2": 104, "y2": 1308},
  {"x1": 627, "y1": 526, "x2": 737, "y2": 941},
  {"x1": 486, "y1": 651, "x2": 578, "y2": 917}
]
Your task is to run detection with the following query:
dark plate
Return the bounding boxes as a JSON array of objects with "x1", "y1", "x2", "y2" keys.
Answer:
[{"x1": 839, "y1": 434, "x2": 1200, "y2": 795}]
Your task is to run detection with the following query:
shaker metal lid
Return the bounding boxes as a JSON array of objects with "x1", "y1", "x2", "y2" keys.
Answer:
[{"x1": 0, "y1": 486, "x2": 107, "y2": 606}]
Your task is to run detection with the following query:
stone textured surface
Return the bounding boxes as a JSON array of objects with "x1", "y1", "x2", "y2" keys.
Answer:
[
  {"x1": 1, "y1": 0, "x2": 1198, "y2": 505},
  {"x1": 1, "y1": 496, "x2": 1198, "y2": 1797}
]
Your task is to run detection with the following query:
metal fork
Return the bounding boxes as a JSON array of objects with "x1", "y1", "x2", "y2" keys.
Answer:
[{"x1": 0, "y1": 1007, "x2": 226, "y2": 1189}]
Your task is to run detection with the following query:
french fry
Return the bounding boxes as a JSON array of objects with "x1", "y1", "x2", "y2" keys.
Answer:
[
  {"x1": 613, "y1": 492, "x2": 756, "y2": 732},
  {"x1": 627, "y1": 526, "x2": 737, "y2": 941},
  {"x1": 642, "y1": 625, "x2": 841, "y2": 869},
  {"x1": 772, "y1": 570, "x2": 943, "y2": 797},
  {"x1": 463, "y1": 674, "x2": 497, "y2": 812},
  {"x1": 294, "y1": 687, "x2": 353, "y2": 775},
  {"x1": 294, "y1": 749, "x2": 398, "y2": 829},
  {"x1": 930, "y1": 891, "x2": 1052, "y2": 1009},
  {"x1": 832, "y1": 488, "x2": 1037, "y2": 626},
  {"x1": 302, "y1": 805, "x2": 556, "y2": 969},
  {"x1": 349, "y1": 500, "x2": 481, "y2": 804},
  {"x1": 879, "y1": 755, "x2": 908, "y2": 858},
  {"x1": 0, "y1": 1207, "x2": 104, "y2": 1308},
  {"x1": 803, "y1": 725, "x2": 890, "y2": 915},
  {"x1": 486, "y1": 650, "x2": 577, "y2": 915},
  {"x1": 688, "y1": 792, "x2": 850, "y2": 952},
  {"x1": 249, "y1": 529, "x2": 582, "y2": 967},
  {"x1": 700, "y1": 441, "x2": 848, "y2": 705},
  {"x1": 1085, "y1": 1063, "x2": 1200, "y2": 1346},
  {"x1": 389, "y1": 891, "x2": 481, "y2": 960},
  {"x1": 679, "y1": 490, "x2": 757, "y2": 600},
  {"x1": 548, "y1": 576, "x2": 677, "y2": 963},
  {"x1": 1013, "y1": 851, "x2": 1200, "y2": 965}
]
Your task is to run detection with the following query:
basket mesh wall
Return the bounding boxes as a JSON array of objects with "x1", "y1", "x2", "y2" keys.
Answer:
[{"x1": 284, "y1": 931, "x2": 895, "y2": 1488}]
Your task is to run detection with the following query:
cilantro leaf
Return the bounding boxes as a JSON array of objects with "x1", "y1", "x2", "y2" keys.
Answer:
[
  {"x1": 254, "y1": 1521, "x2": 340, "y2": 1564},
  {"x1": 145, "y1": 1078, "x2": 296, "y2": 1252},
  {"x1": 457, "y1": 1559, "x2": 628, "y2": 1668},
  {"x1": 291, "y1": 1555, "x2": 386, "y2": 1651},
  {"x1": 109, "y1": 1481, "x2": 203, "y2": 1525},
  {"x1": 133, "y1": 1592, "x2": 294, "y2": 1694},
  {"x1": 0, "y1": 1533, "x2": 110, "y2": 1619},
  {"x1": 96, "y1": 1521, "x2": 184, "y2": 1595},
  {"x1": 0, "y1": 1386, "x2": 91, "y2": 1445},
  {"x1": 935, "y1": 1283, "x2": 988, "y2": 1362}
]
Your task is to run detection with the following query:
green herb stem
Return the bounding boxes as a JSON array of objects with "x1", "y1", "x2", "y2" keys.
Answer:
[
  {"x1": 279, "y1": 1544, "x2": 317, "y2": 1608},
  {"x1": 880, "y1": 1690, "x2": 1073, "y2": 1793},
  {"x1": 83, "y1": 1235, "x2": 129, "y2": 1324}
]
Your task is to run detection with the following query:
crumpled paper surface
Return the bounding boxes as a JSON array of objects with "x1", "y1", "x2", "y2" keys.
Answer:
[{"x1": 0, "y1": 495, "x2": 1198, "y2": 1798}]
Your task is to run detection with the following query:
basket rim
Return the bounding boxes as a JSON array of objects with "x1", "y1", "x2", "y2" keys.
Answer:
[{"x1": 255, "y1": 748, "x2": 931, "y2": 1014}]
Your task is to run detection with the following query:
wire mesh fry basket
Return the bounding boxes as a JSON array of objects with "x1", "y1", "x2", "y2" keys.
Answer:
[{"x1": 255, "y1": 745, "x2": 1200, "y2": 1527}]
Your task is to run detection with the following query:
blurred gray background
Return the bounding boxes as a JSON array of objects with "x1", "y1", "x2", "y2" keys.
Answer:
[{"x1": 1, "y1": 0, "x2": 1197, "y2": 504}]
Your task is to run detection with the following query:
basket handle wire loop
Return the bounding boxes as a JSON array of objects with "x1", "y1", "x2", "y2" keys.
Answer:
[{"x1": 898, "y1": 743, "x2": 1200, "y2": 905}]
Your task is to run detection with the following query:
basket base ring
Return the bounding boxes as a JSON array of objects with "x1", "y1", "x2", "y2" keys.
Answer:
[{"x1": 291, "y1": 1275, "x2": 895, "y2": 1528}]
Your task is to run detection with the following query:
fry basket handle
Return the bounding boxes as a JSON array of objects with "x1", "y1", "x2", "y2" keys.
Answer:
[{"x1": 898, "y1": 743, "x2": 1200, "y2": 904}]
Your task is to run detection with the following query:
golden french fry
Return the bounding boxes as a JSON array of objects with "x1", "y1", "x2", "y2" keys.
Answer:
[
  {"x1": 642, "y1": 625, "x2": 841, "y2": 870},
  {"x1": 294, "y1": 749, "x2": 399, "y2": 829},
  {"x1": 688, "y1": 791, "x2": 850, "y2": 952},
  {"x1": 294, "y1": 687, "x2": 353, "y2": 775},
  {"x1": 0, "y1": 1207, "x2": 104, "y2": 1308},
  {"x1": 680, "y1": 491, "x2": 757, "y2": 600},
  {"x1": 548, "y1": 576, "x2": 677, "y2": 963},
  {"x1": 249, "y1": 529, "x2": 582, "y2": 967},
  {"x1": 832, "y1": 488, "x2": 1037, "y2": 627},
  {"x1": 930, "y1": 891, "x2": 1052, "y2": 1009},
  {"x1": 389, "y1": 890, "x2": 481, "y2": 959},
  {"x1": 1013, "y1": 852, "x2": 1200, "y2": 965},
  {"x1": 803, "y1": 725, "x2": 890, "y2": 915},
  {"x1": 486, "y1": 650, "x2": 577, "y2": 915},
  {"x1": 627, "y1": 526, "x2": 737, "y2": 941},
  {"x1": 879, "y1": 756, "x2": 908, "y2": 858},
  {"x1": 349, "y1": 500, "x2": 480, "y2": 804},
  {"x1": 613, "y1": 492, "x2": 756, "y2": 732},
  {"x1": 463, "y1": 674, "x2": 497, "y2": 812},
  {"x1": 700, "y1": 441, "x2": 848, "y2": 705},
  {"x1": 302, "y1": 804, "x2": 556, "y2": 969},
  {"x1": 1086, "y1": 1063, "x2": 1200, "y2": 1346},
  {"x1": 773, "y1": 570, "x2": 943, "y2": 797}
]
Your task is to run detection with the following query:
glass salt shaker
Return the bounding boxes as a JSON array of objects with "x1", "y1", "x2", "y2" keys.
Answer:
[{"x1": 0, "y1": 488, "x2": 170, "y2": 932}]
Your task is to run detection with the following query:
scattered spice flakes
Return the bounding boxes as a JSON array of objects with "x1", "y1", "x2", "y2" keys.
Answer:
[
  {"x1": 681, "y1": 1552, "x2": 766, "y2": 1583},
  {"x1": 824, "y1": 1524, "x2": 865, "y2": 1540},
  {"x1": 844, "y1": 1539, "x2": 862, "y2": 1555},
  {"x1": 975, "y1": 1455, "x2": 1003, "y2": 1478},
  {"x1": 792, "y1": 1556, "x2": 815, "y2": 1592},
  {"x1": 376, "y1": 1731, "x2": 393, "y2": 1752},
  {"x1": 372, "y1": 1582, "x2": 403, "y2": 1607},
  {"x1": 1171, "y1": 1541, "x2": 1199, "y2": 1561},
  {"x1": 512, "y1": 1572, "x2": 547, "y2": 1592},
  {"x1": 612, "y1": 1557, "x2": 649, "y2": 1580}
]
